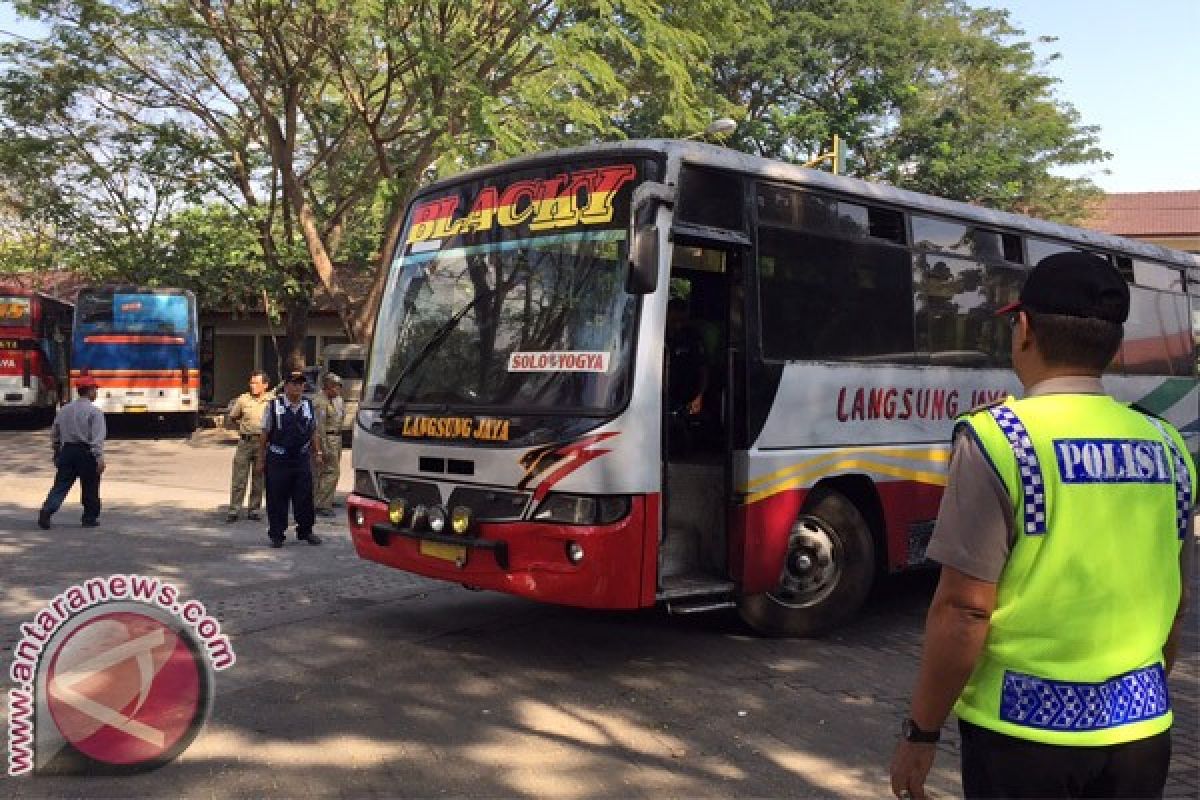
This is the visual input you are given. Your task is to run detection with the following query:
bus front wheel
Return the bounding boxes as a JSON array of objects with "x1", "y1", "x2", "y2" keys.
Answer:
[{"x1": 738, "y1": 488, "x2": 875, "y2": 637}]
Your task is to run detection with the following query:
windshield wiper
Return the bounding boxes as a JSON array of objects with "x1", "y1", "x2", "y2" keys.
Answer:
[{"x1": 380, "y1": 292, "x2": 484, "y2": 418}]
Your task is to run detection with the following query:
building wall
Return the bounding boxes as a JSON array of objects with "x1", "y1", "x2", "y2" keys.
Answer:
[{"x1": 199, "y1": 313, "x2": 350, "y2": 407}]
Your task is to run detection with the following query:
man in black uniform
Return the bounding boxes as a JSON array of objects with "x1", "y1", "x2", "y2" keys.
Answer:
[{"x1": 256, "y1": 370, "x2": 325, "y2": 548}]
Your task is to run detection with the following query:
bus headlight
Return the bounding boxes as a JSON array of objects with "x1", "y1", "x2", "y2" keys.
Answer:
[
  {"x1": 533, "y1": 494, "x2": 632, "y2": 525},
  {"x1": 427, "y1": 506, "x2": 447, "y2": 533},
  {"x1": 387, "y1": 498, "x2": 407, "y2": 527},
  {"x1": 451, "y1": 506, "x2": 472, "y2": 535}
]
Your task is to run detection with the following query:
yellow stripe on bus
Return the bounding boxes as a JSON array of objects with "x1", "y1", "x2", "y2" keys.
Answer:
[
  {"x1": 744, "y1": 455, "x2": 949, "y2": 504},
  {"x1": 743, "y1": 445, "x2": 951, "y2": 492}
]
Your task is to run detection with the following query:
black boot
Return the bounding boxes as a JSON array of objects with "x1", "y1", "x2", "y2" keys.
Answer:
[{"x1": 37, "y1": 510, "x2": 51, "y2": 530}]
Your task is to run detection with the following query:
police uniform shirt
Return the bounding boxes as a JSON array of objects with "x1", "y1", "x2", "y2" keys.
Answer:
[
  {"x1": 925, "y1": 375, "x2": 1196, "y2": 582},
  {"x1": 315, "y1": 394, "x2": 345, "y2": 433},
  {"x1": 52, "y1": 396, "x2": 106, "y2": 461},
  {"x1": 230, "y1": 391, "x2": 273, "y2": 436}
]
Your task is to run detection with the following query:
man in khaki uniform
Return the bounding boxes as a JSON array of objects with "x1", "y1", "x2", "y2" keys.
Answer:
[
  {"x1": 227, "y1": 370, "x2": 273, "y2": 522},
  {"x1": 313, "y1": 372, "x2": 345, "y2": 517}
]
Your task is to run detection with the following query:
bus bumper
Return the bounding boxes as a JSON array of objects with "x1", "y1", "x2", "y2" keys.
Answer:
[{"x1": 347, "y1": 494, "x2": 654, "y2": 610}]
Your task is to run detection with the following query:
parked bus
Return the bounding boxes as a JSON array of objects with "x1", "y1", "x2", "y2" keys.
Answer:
[
  {"x1": 0, "y1": 287, "x2": 72, "y2": 422},
  {"x1": 72, "y1": 286, "x2": 200, "y2": 431},
  {"x1": 347, "y1": 141, "x2": 1200, "y2": 636}
]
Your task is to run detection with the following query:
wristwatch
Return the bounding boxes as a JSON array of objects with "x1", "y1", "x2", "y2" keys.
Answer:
[{"x1": 901, "y1": 717, "x2": 941, "y2": 744}]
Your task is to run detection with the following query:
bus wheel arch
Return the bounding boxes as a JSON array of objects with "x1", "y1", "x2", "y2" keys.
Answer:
[{"x1": 738, "y1": 478, "x2": 880, "y2": 637}]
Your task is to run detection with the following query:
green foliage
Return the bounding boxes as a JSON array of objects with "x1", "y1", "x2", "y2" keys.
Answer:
[
  {"x1": 691, "y1": 0, "x2": 1108, "y2": 222},
  {"x1": 0, "y1": 0, "x2": 1111, "y2": 341}
]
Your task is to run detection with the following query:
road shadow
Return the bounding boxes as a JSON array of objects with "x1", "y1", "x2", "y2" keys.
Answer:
[{"x1": 2, "y1": 497, "x2": 1194, "y2": 799}]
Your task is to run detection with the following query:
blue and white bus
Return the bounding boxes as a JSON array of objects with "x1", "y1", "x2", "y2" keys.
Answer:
[{"x1": 72, "y1": 286, "x2": 200, "y2": 430}]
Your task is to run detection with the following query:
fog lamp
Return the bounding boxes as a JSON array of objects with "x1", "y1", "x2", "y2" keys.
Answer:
[
  {"x1": 427, "y1": 505, "x2": 447, "y2": 534},
  {"x1": 352, "y1": 508, "x2": 365, "y2": 527},
  {"x1": 387, "y1": 498, "x2": 407, "y2": 527},
  {"x1": 451, "y1": 506, "x2": 472, "y2": 535},
  {"x1": 566, "y1": 541, "x2": 584, "y2": 564}
]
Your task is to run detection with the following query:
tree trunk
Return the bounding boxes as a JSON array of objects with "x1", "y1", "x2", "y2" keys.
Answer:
[{"x1": 283, "y1": 296, "x2": 310, "y2": 373}]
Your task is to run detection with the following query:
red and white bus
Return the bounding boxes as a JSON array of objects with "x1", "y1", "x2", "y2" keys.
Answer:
[
  {"x1": 0, "y1": 287, "x2": 72, "y2": 423},
  {"x1": 347, "y1": 141, "x2": 1199, "y2": 635}
]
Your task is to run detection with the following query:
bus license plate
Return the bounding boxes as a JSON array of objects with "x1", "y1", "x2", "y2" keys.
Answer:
[
  {"x1": 125, "y1": 405, "x2": 148, "y2": 413},
  {"x1": 420, "y1": 540, "x2": 466, "y2": 564}
]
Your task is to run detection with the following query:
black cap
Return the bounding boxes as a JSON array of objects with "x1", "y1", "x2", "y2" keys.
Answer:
[
  {"x1": 998, "y1": 251, "x2": 1129, "y2": 324},
  {"x1": 285, "y1": 370, "x2": 307, "y2": 383}
]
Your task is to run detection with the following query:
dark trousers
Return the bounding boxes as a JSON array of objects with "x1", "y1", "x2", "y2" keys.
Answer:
[
  {"x1": 960, "y1": 719, "x2": 1171, "y2": 799},
  {"x1": 264, "y1": 456, "x2": 315, "y2": 541},
  {"x1": 41, "y1": 444, "x2": 101, "y2": 523}
]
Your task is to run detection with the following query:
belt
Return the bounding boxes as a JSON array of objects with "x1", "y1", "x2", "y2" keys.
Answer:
[
  {"x1": 62, "y1": 441, "x2": 91, "y2": 448},
  {"x1": 240, "y1": 433, "x2": 260, "y2": 440}
]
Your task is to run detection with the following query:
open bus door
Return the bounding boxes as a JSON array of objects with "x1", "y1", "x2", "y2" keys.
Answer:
[{"x1": 659, "y1": 239, "x2": 747, "y2": 612}]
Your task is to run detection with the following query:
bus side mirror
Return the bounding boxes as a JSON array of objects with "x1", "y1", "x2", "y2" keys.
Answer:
[{"x1": 627, "y1": 225, "x2": 660, "y2": 294}]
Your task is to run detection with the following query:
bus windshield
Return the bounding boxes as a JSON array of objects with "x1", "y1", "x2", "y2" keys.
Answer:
[
  {"x1": 77, "y1": 291, "x2": 193, "y2": 337},
  {"x1": 365, "y1": 159, "x2": 645, "y2": 415},
  {"x1": 370, "y1": 231, "x2": 634, "y2": 413},
  {"x1": 0, "y1": 296, "x2": 31, "y2": 328}
]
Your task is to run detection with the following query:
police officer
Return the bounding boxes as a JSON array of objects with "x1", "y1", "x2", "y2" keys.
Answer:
[
  {"x1": 256, "y1": 370, "x2": 325, "y2": 548},
  {"x1": 312, "y1": 372, "x2": 345, "y2": 518},
  {"x1": 890, "y1": 252, "x2": 1195, "y2": 799},
  {"x1": 226, "y1": 370, "x2": 273, "y2": 522},
  {"x1": 38, "y1": 376, "x2": 106, "y2": 529}
]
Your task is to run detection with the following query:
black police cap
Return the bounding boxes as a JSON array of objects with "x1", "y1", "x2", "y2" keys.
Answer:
[{"x1": 998, "y1": 251, "x2": 1129, "y2": 324}]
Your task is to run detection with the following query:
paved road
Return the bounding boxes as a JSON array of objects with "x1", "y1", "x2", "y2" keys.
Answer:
[{"x1": 1, "y1": 422, "x2": 1196, "y2": 798}]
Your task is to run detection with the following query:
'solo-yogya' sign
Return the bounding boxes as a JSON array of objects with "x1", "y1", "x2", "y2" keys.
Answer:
[{"x1": 406, "y1": 164, "x2": 637, "y2": 245}]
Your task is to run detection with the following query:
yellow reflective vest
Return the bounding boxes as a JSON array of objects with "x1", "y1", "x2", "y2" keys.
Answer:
[{"x1": 955, "y1": 393, "x2": 1195, "y2": 746}]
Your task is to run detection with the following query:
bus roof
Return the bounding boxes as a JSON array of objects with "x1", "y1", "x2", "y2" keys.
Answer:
[{"x1": 422, "y1": 139, "x2": 1199, "y2": 272}]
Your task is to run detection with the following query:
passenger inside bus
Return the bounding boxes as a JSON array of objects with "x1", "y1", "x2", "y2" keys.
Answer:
[{"x1": 666, "y1": 276, "x2": 726, "y2": 458}]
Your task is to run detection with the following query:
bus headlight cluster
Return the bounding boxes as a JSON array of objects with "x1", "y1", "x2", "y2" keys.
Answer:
[{"x1": 386, "y1": 501, "x2": 474, "y2": 535}]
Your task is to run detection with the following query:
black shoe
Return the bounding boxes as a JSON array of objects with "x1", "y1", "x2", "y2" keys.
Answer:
[
  {"x1": 82, "y1": 519, "x2": 99, "y2": 528},
  {"x1": 225, "y1": 511, "x2": 239, "y2": 523},
  {"x1": 37, "y1": 511, "x2": 51, "y2": 530},
  {"x1": 247, "y1": 510, "x2": 262, "y2": 521},
  {"x1": 298, "y1": 532, "x2": 323, "y2": 545},
  {"x1": 269, "y1": 538, "x2": 284, "y2": 549}
]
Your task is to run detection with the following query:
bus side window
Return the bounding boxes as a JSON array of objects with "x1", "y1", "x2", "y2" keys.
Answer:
[
  {"x1": 757, "y1": 227, "x2": 913, "y2": 361},
  {"x1": 914, "y1": 254, "x2": 1020, "y2": 367},
  {"x1": 1122, "y1": 264, "x2": 1193, "y2": 376}
]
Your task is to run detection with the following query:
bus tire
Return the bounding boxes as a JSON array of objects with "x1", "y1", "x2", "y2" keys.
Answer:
[
  {"x1": 176, "y1": 412, "x2": 198, "y2": 433},
  {"x1": 738, "y1": 487, "x2": 875, "y2": 637}
]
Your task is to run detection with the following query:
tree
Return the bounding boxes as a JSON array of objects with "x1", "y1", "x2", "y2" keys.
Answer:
[
  {"x1": 697, "y1": 0, "x2": 1107, "y2": 222},
  {"x1": 2, "y1": 0, "x2": 754, "y2": 365}
]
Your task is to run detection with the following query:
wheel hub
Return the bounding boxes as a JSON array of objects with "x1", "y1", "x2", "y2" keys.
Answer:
[{"x1": 771, "y1": 515, "x2": 841, "y2": 608}]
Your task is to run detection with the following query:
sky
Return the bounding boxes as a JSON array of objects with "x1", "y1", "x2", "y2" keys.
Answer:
[
  {"x1": 1, "y1": 0, "x2": 1197, "y2": 193},
  {"x1": 986, "y1": 0, "x2": 1200, "y2": 192}
]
